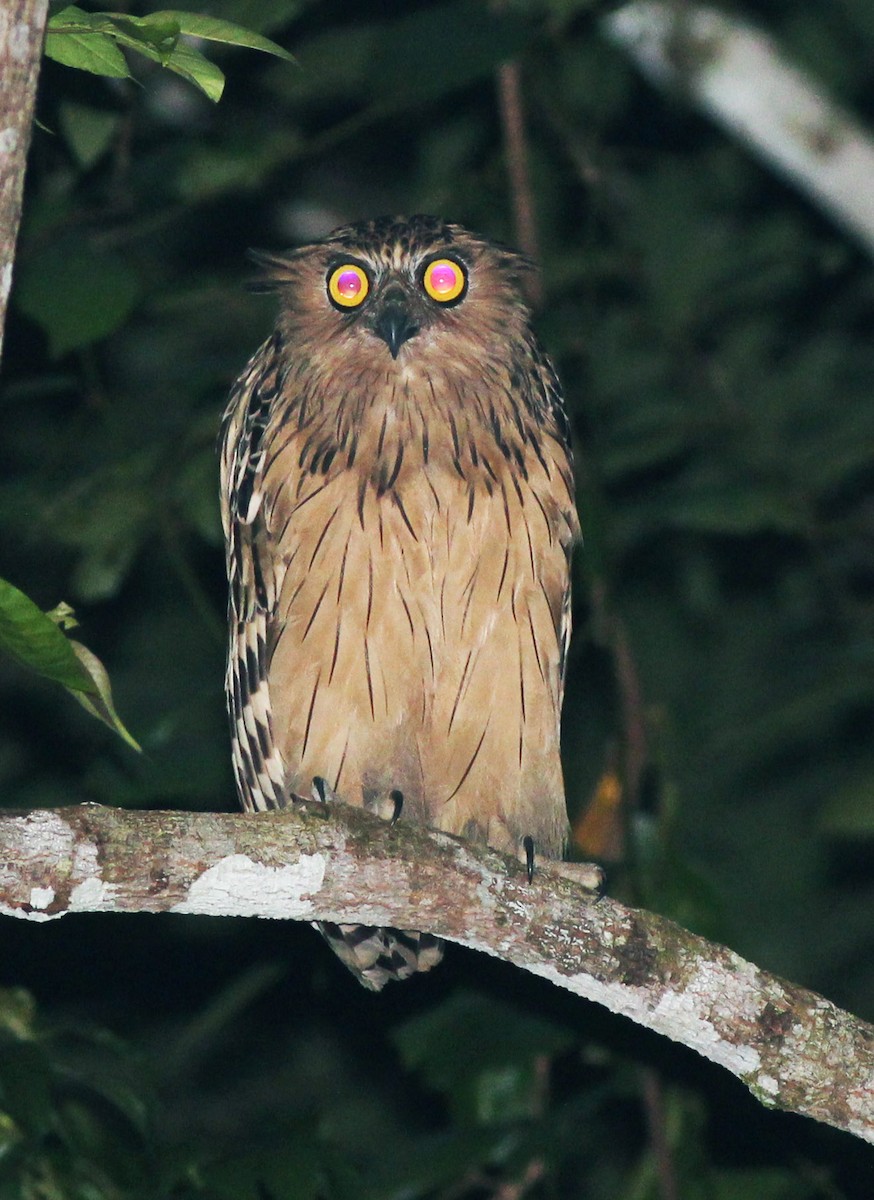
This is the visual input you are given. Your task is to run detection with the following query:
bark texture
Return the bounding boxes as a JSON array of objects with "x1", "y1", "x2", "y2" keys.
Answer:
[
  {"x1": 1, "y1": 802, "x2": 871, "y2": 1144},
  {"x1": 0, "y1": 0, "x2": 48, "y2": 358}
]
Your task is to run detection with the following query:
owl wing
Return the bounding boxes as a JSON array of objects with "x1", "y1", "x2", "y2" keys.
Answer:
[
  {"x1": 219, "y1": 332, "x2": 288, "y2": 810},
  {"x1": 533, "y1": 343, "x2": 578, "y2": 693}
]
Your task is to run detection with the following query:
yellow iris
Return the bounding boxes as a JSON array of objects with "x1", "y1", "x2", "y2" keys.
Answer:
[
  {"x1": 422, "y1": 258, "x2": 466, "y2": 304},
  {"x1": 327, "y1": 264, "x2": 370, "y2": 308}
]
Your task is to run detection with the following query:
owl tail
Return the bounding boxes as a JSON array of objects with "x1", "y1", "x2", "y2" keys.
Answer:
[{"x1": 316, "y1": 921, "x2": 444, "y2": 991}]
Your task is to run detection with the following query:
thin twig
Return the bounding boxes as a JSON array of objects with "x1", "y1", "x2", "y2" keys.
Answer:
[
  {"x1": 640, "y1": 1067, "x2": 680, "y2": 1200},
  {"x1": 495, "y1": 59, "x2": 543, "y2": 306}
]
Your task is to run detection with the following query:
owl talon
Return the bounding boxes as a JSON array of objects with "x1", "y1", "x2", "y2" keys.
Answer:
[
  {"x1": 311, "y1": 776, "x2": 336, "y2": 805},
  {"x1": 389, "y1": 789, "x2": 404, "y2": 825},
  {"x1": 523, "y1": 836, "x2": 535, "y2": 884}
]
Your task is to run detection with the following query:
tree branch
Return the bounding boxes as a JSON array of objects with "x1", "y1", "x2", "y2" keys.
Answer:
[{"x1": 1, "y1": 802, "x2": 871, "y2": 1144}]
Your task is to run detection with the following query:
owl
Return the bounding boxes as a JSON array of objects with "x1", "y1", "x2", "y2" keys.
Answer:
[{"x1": 220, "y1": 215, "x2": 579, "y2": 990}]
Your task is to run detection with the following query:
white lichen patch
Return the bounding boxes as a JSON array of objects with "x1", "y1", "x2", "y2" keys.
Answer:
[
  {"x1": 29, "y1": 886, "x2": 55, "y2": 909},
  {"x1": 0, "y1": 126, "x2": 19, "y2": 155},
  {"x1": 0, "y1": 812, "x2": 81, "y2": 920},
  {"x1": 524, "y1": 958, "x2": 765, "y2": 1076},
  {"x1": 757, "y1": 1073, "x2": 780, "y2": 1096},
  {"x1": 649, "y1": 961, "x2": 764, "y2": 1073},
  {"x1": 170, "y1": 853, "x2": 327, "y2": 918},
  {"x1": 71, "y1": 876, "x2": 116, "y2": 910}
]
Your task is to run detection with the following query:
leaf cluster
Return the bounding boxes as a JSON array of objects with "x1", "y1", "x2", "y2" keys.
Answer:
[{"x1": 45, "y1": 3, "x2": 292, "y2": 102}]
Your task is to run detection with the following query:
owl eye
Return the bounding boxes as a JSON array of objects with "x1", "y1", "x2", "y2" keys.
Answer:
[
  {"x1": 327, "y1": 263, "x2": 370, "y2": 309},
  {"x1": 422, "y1": 257, "x2": 467, "y2": 305}
]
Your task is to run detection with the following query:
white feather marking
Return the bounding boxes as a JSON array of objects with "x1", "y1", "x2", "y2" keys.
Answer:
[
  {"x1": 243, "y1": 482, "x2": 265, "y2": 525},
  {"x1": 256, "y1": 769, "x2": 279, "y2": 801},
  {"x1": 264, "y1": 749, "x2": 285, "y2": 785},
  {"x1": 248, "y1": 682, "x2": 270, "y2": 724},
  {"x1": 237, "y1": 712, "x2": 254, "y2": 744}
]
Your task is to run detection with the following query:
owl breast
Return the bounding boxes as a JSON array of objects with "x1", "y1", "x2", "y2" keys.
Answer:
[{"x1": 256, "y1": 362, "x2": 574, "y2": 860}]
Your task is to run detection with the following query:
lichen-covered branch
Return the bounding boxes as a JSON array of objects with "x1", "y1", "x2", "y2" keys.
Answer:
[
  {"x1": 0, "y1": 0, "x2": 49, "y2": 359},
  {"x1": 1, "y1": 802, "x2": 871, "y2": 1143}
]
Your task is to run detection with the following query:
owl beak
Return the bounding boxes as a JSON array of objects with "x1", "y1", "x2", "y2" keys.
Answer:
[{"x1": 372, "y1": 299, "x2": 420, "y2": 359}]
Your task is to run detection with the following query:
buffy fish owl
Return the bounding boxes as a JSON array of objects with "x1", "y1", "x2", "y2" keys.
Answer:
[{"x1": 220, "y1": 215, "x2": 579, "y2": 990}]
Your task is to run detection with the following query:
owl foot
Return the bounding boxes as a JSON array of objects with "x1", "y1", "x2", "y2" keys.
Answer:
[
  {"x1": 523, "y1": 835, "x2": 536, "y2": 884},
  {"x1": 538, "y1": 859, "x2": 606, "y2": 897},
  {"x1": 363, "y1": 787, "x2": 405, "y2": 823},
  {"x1": 517, "y1": 834, "x2": 605, "y2": 896}
]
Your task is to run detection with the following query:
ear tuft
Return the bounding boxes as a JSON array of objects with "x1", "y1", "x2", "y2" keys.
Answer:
[{"x1": 245, "y1": 248, "x2": 300, "y2": 294}]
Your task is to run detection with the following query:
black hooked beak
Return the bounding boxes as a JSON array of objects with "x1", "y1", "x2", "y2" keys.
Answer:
[{"x1": 372, "y1": 295, "x2": 420, "y2": 359}]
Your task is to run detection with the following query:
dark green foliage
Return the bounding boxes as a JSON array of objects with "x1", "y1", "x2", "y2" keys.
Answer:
[{"x1": 1, "y1": 0, "x2": 872, "y2": 1195}]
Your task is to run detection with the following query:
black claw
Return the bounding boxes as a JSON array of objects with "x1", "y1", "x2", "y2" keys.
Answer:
[
  {"x1": 312, "y1": 776, "x2": 330, "y2": 804},
  {"x1": 389, "y1": 789, "x2": 404, "y2": 825},
  {"x1": 523, "y1": 836, "x2": 535, "y2": 884}
]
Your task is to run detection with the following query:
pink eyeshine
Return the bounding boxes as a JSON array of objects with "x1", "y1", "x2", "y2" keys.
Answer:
[
  {"x1": 429, "y1": 263, "x2": 459, "y2": 294},
  {"x1": 337, "y1": 270, "x2": 363, "y2": 298}
]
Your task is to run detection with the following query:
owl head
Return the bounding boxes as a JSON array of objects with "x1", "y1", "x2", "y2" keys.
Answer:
[{"x1": 252, "y1": 215, "x2": 536, "y2": 370}]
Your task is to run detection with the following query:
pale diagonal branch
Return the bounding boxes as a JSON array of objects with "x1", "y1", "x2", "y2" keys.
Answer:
[{"x1": 1, "y1": 802, "x2": 871, "y2": 1144}]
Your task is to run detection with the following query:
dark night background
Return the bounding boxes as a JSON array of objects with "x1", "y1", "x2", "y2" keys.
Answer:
[{"x1": 1, "y1": 1, "x2": 872, "y2": 1196}]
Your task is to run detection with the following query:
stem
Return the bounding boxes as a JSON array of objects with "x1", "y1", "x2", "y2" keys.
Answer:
[
  {"x1": 495, "y1": 58, "x2": 543, "y2": 306},
  {"x1": 640, "y1": 1067, "x2": 680, "y2": 1200}
]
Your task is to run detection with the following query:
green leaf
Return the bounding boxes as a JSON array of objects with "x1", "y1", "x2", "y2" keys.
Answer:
[
  {"x1": 713, "y1": 1167, "x2": 822, "y2": 1200},
  {"x1": 0, "y1": 577, "x2": 93, "y2": 693},
  {"x1": 149, "y1": 10, "x2": 295, "y2": 61},
  {"x1": 0, "y1": 989, "x2": 38, "y2": 1042},
  {"x1": 44, "y1": 26, "x2": 130, "y2": 77},
  {"x1": 46, "y1": 7, "x2": 291, "y2": 100},
  {"x1": 187, "y1": 0, "x2": 303, "y2": 36},
  {"x1": 0, "y1": 579, "x2": 139, "y2": 750},
  {"x1": 67, "y1": 641, "x2": 142, "y2": 752},
  {"x1": 100, "y1": 15, "x2": 182, "y2": 66},
  {"x1": 14, "y1": 237, "x2": 141, "y2": 356},
  {"x1": 0, "y1": 1110, "x2": 23, "y2": 1163},
  {"x1": 203, "y1": 1122, "x2": 325, "y2": 1200},
  {"x1": 0, "y1": 1041, "x2": 53, "y2": 1139},
  {"x1": 173, "y1": 129, "x2": 300, "y2": 200},
  {"x1": 45, "y1": 7, "x2": 131, "y2": 76},
  {"x1": 394, "y1": 991, "x2": 573, "y2": 1126},
  {"x1": 163, "y1": 39, "x2": 226, "y2": 102},
  {"x1": 281, "y1": 1, "x2": 526, "y2": 106},
  {"x1": 45, "y1": 601, "x2": 79, "y2": 632},
  {"x1": 58, "y1": 102, "x2": 119, "y2": 168},
  {"x1": 365, "y1": 1, "x2": 528, "y2": 103}
]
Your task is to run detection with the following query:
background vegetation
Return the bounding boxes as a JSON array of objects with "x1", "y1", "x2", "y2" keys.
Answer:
[{"x1": 1, "y1": 1, "x2": 872, "y2": 1196}]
